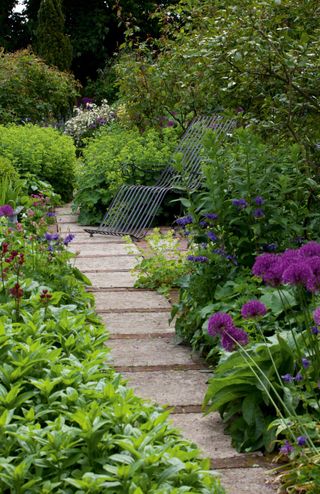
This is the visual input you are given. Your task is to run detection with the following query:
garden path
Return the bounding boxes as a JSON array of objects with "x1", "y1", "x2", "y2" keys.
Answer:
[{"x1": 55, "y1": 205, "x2": 277, "y2": 494}]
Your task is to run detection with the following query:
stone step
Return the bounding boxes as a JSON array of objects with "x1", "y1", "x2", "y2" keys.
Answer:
[
  {"x1": 58, "y1": 223, "x2": 95, "y2": 233},
  {"x1": 75, "y1": 256, "x2": 136, "y2": 272},
  {"x1": 94, "y1": 290, "x2": 171, "y2": 311},
  {"x1": 57, "y1": 214, "x2": 79, "y2": 223},
  {"x1": 122, "y1": 369, "x2": 209, "y2": 407},
  {"x1": 85, "y1": 271, "x2": 137, "y2": 289},
  {"x1": 107, "y1": 336, "x2": 202, "y2": 368},
  {"x1": 55, "y1": 207, "x2": 74, "y2": 215},
  {"x1": 100, "y1": 311, "x2": 173, "y2": 334},
  {"x1": 68, "y1": 243, "x2": 139, "y2": 256},
  {"x1": 217, "y1": 467, "x2": 275, "y2": 494},
  {"x1": 68, "y1": 234, "x2": 125, "y2": 243}
]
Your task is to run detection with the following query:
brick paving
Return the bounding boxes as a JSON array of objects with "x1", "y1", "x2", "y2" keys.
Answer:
[{"x1": 56, "y1": 206, "x2": 277, "y2": 494}]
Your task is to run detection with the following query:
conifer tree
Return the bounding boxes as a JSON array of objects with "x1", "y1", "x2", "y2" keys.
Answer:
[{"x1": 35, "y1": 0, "x2": 72, "y2": 71}]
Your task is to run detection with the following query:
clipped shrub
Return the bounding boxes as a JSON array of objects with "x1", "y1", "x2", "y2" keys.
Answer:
[
  {"x1": 0, "y1": 124, "x2": 76, "y2": 201},
  {"x1": 73, "y1": 124, "x2": 178, "y2": 224},
  {"x1": 0, "y1": 48, "x2": 80, "y2": 125}
]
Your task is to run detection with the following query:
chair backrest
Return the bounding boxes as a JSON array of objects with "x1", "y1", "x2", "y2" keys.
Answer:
[{"x1": 156, "y1": 115, "x2": 235, "y2": 191}]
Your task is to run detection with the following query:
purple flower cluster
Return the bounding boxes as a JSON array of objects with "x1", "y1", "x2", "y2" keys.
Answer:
[
  {"x1": 64, "y1": 233, "x2": 75, "y2": 245},
  {"x1": 187, "y1": 255, "x2": 208, "y2": 263},
  {"x1": 241, "y1": 300, "x2": 267, "y2": 319},
  {"x1": 207, "y1": 231, "x2": 218, "y2": 242},
  {"x1": 175, "y1": 216, "x2": 193, "y2": 227},
  {"x1": 232, "y1": 196, "x2": 266, "y2": 218},
  {"x1": 0, "y1": 204, "x2": 14, "y2": 217},
  {"x1": 252, "y1": 241, "x2": 320, "y2": 291},
  {"x1": 232, "y1": 198, "x2": 248, "y2": 209},
  {"x1": 208, "y1": 312, "x2": 249, "y2": 351}
]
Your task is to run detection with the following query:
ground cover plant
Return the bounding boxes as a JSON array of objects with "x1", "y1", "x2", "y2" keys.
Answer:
[
  {"x1": 0, "y1": 124, "x2": 76, "y2": 201},
  {"x1": 0, "y1": 192, "x2": 224, "y2": 493}
]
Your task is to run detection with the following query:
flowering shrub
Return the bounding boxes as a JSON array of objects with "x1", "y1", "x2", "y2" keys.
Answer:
[{"x1": 64, "y1": 99, "x2": 116, "y2": 145}]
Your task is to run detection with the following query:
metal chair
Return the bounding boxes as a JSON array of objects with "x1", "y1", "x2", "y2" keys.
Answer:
[{"x1": 84, "y1": 115, "x2": 234, "y2": 239}]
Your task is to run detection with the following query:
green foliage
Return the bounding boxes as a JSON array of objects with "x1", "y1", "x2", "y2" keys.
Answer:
[
  {"x1": 0, "y1": 156, "x2": 22, "y2": 209},
  {"x1": 0, "y1": 190, "x2": 224, "y2": 494},
  {"x1": 0, "y1": 124, "x2": 76, "y2": 201},
  {"x1": 116, "y1": 0, "x2": 320, "y2": 150},
  {"x1": 133, "y1": 228, "x2": 191, "y2": 297},
  {"x1": 203, "y1": 335, "x2": 296, "y2": 452},
  {"x1": 0, "y1": 48, "x2": 80, "y2": 125},
  {"x1": 73, "y1": 124, "x2": 178, "y2": 224},
  {"x1": 35, "y1": 0, "x2": 73, "y2": 71}
]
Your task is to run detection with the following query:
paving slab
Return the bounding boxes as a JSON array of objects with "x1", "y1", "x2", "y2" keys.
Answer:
[
  {"x1": 58, "y1": 223, "x2": 93, "y2": 233},
  {"x1": 94, "y1": 290, "x2": 171, "y2": 311},
  {"x1": 85, "y1": 271, "x2": 137, "y2": 289},
  {"x1": 107, "y1": 336, "x2": 201, "y2": 367},
  {"x1": 68, "y1": 243, "x2": 139, "y2": 256},
  {"x1": 57, "y1": 215, "x2": 79, "y2": 223},
  {"x1": 55, "y1": 207, "x2": 75, "y2": 215},
  {"x1": 75, "y1": 256, "x2": 136, "y2": 271},
  {"x1": 69, "y1": 234, "x2": 125, "y2": 243},
  {"x1": 170, "y1": 413, "x2": 242, "y2": 460},
  {"x1": 100, "y1": 311, "x2": 173, "y2": 334},
  {"x1": 121, "y1": 369, "x2": 208, "y2": 406},
  {"x1": 217, "y1": 467, "x2": 275, "y2": 494}
]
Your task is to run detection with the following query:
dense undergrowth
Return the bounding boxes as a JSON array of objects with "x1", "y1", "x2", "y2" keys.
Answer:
[{"x1": 0, "y1": 189, "x2": 224, "y2": 493}]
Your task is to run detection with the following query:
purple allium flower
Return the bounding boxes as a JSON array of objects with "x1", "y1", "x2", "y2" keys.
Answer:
[
  {"x1": 63, "y1": 233, "x2": 75, "y2": 245},
  {"x1": 254, "y1": 196, "x2": 264, "y2": 206},
  {"x1": 281, "y1": 373, "x2": 294, "y2": 383},
  {"x1": 312, "y1": 308, "x2": 320, "y2": 326},
  {"x1": 280, "y1": 440, "x2": 294, "y2": 455},
  {"x1": 299, "y1": 241, "x2": 320, "y2": 258},
  {"x1": 221, "y1": 326, "x2": 249, "y2": 351},
  {"x1": 47, "y1": 212, "x2": 56, "y2": 217},
  {"x1": 208, "y1": 312, "x2": 234, "y2": 337},
  {"x1": 232, "y1": 198, "x2": 248, "y2": 209},
  {"x1": 207, "y1": 231, "x2": 218, "y2": 242},
  {"x1": 295, "y1": 372, "x2": 303, "y2": 382},
  {"x1": 311, "y1": 326, "x2": 319, "y2": 335},
  {"x1": 297, "y1": 436, "x2": 307, "y2": 447},
  {"x1": 252, "y1": 253, "x2": 283, "y2": 286},
  {"x1": 44, "y1": 232, "x2": 59, "y2": 241},
  {"x1": 0, "y1": 204, "x2": 14, "y2": 217},
  {"x1": 282, "y1": 262, "x2": 315, "y2": 289},
  {"x1": 302, "y1": 358, "x2": 310, "y2": 369},
  {"x1": 241, "y1": 300, "x2": 267, "y2": 319},
  {"x1": 253, "y1": 208, "x2": 265, "y2": 218},
  {"x1": 175, "y1": 216, "x2": 193, "y2": 227},
  {"x1": 204, "y1": 213, "x2": 218, "y2": 221},
  {"x1": 187, "y1": 255, "x2": 208, "y2": 263}
]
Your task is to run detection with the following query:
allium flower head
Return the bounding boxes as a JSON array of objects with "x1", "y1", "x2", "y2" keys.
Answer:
[
  {"x1": 241, "y1": 300, "x2": 267, "y2": 319},
  {"x1": 313, "y1": 307, "x2": 320, "y2": 326},
  {"x1": 282, "y1": 262, "x2": 315, "y2": 289},
  {"x1": 221, "y1": 326, "x2": 249, "y2": 351},
  {"x1": 0, "y1": 204, "x2": 14, "y2": 217},
  {"x1": 208, "y1": 312, "x2": 234, "y2": 337},
  {"x1": 299, "y1": 241, "x2": 320, "y2": 258},
  {"x1": 232, "y1": 198, "x2": 247, "y2": 209},
  {"x1": 252, "y1": 253, "x2": 283, "y2": 286}
]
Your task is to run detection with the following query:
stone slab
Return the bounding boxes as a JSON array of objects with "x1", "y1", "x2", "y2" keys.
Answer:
[
  {"x1": 75, "y1": 256, "x2": 136, "y2": 271},
  {"x1": 217, "y1": 467, "x2": 276, "y2": 494},
  {"x1": 170, "y1": 413, "x2": 242, "y2": 460},
  {"x1": 58, "y1": 223, "x2": 92, "y2": 233},
  {"x1": 55, "y1": 207, "x2": 74, "y2": 215},
  {"x1": 57, "y1": 215, "x2": 79, "y2": 223},
  {"x1": 85, "y1": 271, "x2": 137, "y2": 288},
  {"x1": 94, "y1": 290, "x2": 171, "y2": 311},
  {"x1": 107, "y1": 336, "x2": 201, "y2": 367},
  {"x1": 68, "y1": 243, "x2": 139, "y2": 256},
  {"x1": 121, "y1": 370, "x2": 208, "y2": 406},
  {"x1": 100, "y1": 311, "x2": 173, "y2": 334},
  {"x1": 68, "y1": 234, "x2": 125, "y2": 243}
]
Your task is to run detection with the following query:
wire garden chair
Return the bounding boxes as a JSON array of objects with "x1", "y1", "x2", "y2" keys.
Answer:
[{"x1": 84, "y1": 115, "x2": 234, "y2": 239}]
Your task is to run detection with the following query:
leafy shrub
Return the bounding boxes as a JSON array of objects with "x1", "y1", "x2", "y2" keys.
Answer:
[
  {"x1": 64, "y1": 99, "x2": 116, "y2": 146},
  {"x1": 0, "y1": 124, "x2": 76, "y2": 201},
  {"x1": 0, "y1": 155, "x2": 22, "y2": 209},
  {"x1": 0, "y1": 48, "x2": 80, "y2": 124},
  {"x1": 73, "y1": 124, "x2": 178, "y2": 224}
]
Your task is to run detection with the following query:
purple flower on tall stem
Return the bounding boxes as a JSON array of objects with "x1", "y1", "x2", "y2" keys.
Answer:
[
  {"x1": 282, "y1": 262, "x2": 315, "y2": 289},
  {"x1": 232, "y1": 198, "x2": 248, "y2": 209},
  {"x1": 207, "y1": 231, "x2": 218, "y2": 242},
  {"x1": 313, "y1": 308, "x2": 320, "y2": 326},
  {"x1": 0, "y1": 204, "x2": 14, "y2": 217},
  {"x1": 208, "y1": 312, "x2": 234, "y2": 337},
  {"x1": 281, "y1": 373, "x2": 294, "y2": 383},
  {"x1": 302, "y1": 358, "x2": 310, "y2": 369},
  {"x1": 280, "y1": 440, "x2": 294, "y2": 455},
  {"x1": 241, "y1": 300, "x2": 267, "y2": 319},
  {"x1": 45, "y1": 232, "x2": 59, "y2": 241},
  {"x1": 311, "y1": 326, "x2": 319, "y2": 335},
  {"x1": 204, "y1": 213, "x2": 218, "y2": 221},
  {"x1": 295, "y1": 372, "x2": 303, "y2": 382},
  {"x1": 299, "y1": 241, "x2": 320, "y2": 258},
  {"x1": 64, "y1": 233, "x2": 75, "y2": 245},
  {"x1": 221, "y1": 326, "x2": 249, "y2": 351}
]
